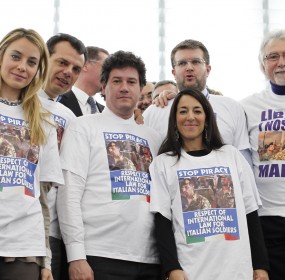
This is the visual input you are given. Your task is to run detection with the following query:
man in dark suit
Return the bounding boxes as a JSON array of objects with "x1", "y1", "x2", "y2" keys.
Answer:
[{"x1": 59, "y1": 46, "x2": 109, "y2": 116}]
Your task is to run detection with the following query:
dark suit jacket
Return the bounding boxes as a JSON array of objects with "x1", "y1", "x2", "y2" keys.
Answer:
[{"x1": 59, "y1": 90, "x2": 105, "y2": 117}]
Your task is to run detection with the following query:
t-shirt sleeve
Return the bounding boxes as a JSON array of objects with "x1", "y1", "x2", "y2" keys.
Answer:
[
  {"x1": 234, "y1": 147, "x2": 261, "y2": 212},
  {"x1": 59, "y1": 118, "x2": 90, "y2": 179},
  {"x1": 149, "y1": 156, "x2": 172, "y2": 220},
  {"x1": 233, "y1": 101, "x2": 251, "y2": 150},
  {"x1": 39, "y1": 123, "x2": 64, "y2": 185}
]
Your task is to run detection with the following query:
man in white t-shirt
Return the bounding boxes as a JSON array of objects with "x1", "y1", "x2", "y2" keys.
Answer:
[
  {"x1": 143, "y1": 39, "x2": 251, "y2": 163},
  {"x1": 57, "y1": 51, "x2": 162, "y2": 280},
  {"x1": 241, "y1": 29, "x2": 285, "y2": 280}
]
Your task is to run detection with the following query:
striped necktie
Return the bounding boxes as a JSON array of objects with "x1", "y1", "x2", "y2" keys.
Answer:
[{"x1": 87, "y1": 96, "x2": 97, "y2": 114}]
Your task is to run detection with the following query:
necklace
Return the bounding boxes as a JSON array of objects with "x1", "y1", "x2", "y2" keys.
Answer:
[{"x1": 0, "y1": 97, "x2": 22, "y2": 106}]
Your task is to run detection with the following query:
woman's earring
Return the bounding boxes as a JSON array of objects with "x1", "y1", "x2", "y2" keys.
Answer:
[
  {"x1": 175, "y1": 129, "x2": 180, "y2": 141},
  {"x1": 204, "y1": 127, "x2": 208, "y2": 141}
]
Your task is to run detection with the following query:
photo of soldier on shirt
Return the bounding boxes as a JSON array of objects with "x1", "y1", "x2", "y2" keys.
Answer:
[
  {"x1": 180, "y1": 174, "x2": 236, "y2": 212},
  {"x1": 106, "y1": 140, "x2": 153, "y2": 173},
  {"x1": 258, "y1": 131, "x2": 285, "y2": 161},
  {"x1": 107, "y1": 141, "x2": 136, "y2": 171},
  {"x1": 0, "y1": 123, "x2": 39, "y2": 163}
]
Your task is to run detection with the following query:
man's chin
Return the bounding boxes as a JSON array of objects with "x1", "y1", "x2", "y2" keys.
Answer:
[{"x1": 274, "y1": 77, "x2": 285, "y2": 86}]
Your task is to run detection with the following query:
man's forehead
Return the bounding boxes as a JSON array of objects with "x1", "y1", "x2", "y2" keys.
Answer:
[
  {"x1": 51, "y1": 41, "x2": 85, "y2": 65},
  {"x1": 175, "y1": 48, "x2": 204, "y2": 58},
  {"x1": 155, "y1": 83, "x2": 177, "y2": 92},
  {"x1": 142, "y1": 83, "x2": 154, "y2": 94},
  {"x1": 109, "y1": 67, "x2": 139, "y2": 79},
  {"x1": 265, "y1": 38, "x2": 285, "y2": 52}
]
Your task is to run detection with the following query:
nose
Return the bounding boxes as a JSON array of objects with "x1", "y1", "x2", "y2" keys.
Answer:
[
  {"x1": 187, "y1": 111, "x2": 195, "y2": 121},
  {"x1": 185, "y1": 61, "x2": 194, "y2": 71},
  {"x1": 17, "y1": 61, "x2": 26, "y2": 72},
  {"x1": 63, "y1": 65, "x2": 73, "y2": 76},
  {"x1": 120, "y1": 80, "x2": 129, "y2": 92},
  {"x1": 277, "y1": 54, "x2": 285, "y2": 66}
]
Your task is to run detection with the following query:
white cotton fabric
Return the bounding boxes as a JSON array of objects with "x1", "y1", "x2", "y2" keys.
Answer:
[
  {"x1": 241, "y1": 85, "x2": 285, "y2": 217},
  {"x1": 0, "y1": 102, "x2": 64, "y2": 257},
  {"x1": 150, "y1": 145, "x2": 258, "y2": 280},
  {"x1": 57, "y1": 107, "x2": 162, "y2": 263}
]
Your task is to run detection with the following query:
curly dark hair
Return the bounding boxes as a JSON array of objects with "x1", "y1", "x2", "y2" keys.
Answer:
[{"x1": 100, "y1": 50, "x2": 146, "y2": 87}]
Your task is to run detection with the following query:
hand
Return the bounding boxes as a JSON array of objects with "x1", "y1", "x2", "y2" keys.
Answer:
[
  {"x1": 41, "y1": 268, "x2": 53, "y2": 280},
  {"x1": 134, "y1": 108, "x2": 144, "y2": 124},
  {"x1": 69, "y1": 260, "x2": 94, "y2": 280},
  {"x1": 153, "y1": 90, "x2": 177, "y2": 108},
  {"x1": 168, "y1": 269, "x2": 189, "y2": 280},
  {"x1": 253, "y1": 269, "x2": 269, "y2": 280}
]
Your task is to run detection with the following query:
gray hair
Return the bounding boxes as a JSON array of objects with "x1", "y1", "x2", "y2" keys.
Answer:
[
  {"x1": 154, "y1": 80, "x2": 177, "y2": 91},
  {"x1": 259, "y1": 29, "x2": 285, "y2": 72}
]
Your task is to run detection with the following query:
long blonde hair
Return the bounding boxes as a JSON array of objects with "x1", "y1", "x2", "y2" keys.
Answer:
[{"x1": 0, "y1": 28, "x2": 49, "y2": 145}]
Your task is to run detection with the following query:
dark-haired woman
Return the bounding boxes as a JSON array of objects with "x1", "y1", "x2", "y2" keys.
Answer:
[{"x1": 149, "y1": 88, "x2": 269, "y2": 280}]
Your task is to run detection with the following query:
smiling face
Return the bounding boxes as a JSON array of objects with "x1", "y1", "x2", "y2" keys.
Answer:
[
  {"x1": 263, "y1": 39, "x2": 285, "y2": 85},
  {"x1": 176, "y1": 94, "x2": 206, "y2": 151},
  {"x1": 103, "y1": 67, "x2": 142, "y2": 119},
  {"x1": 137, "y1": 82, "x2": 154, "y2": 112},
  {"x1": 44, "y1": 41, "x2": 85, "y2": 98},
  {"x1": 0, "y1": 37, "x2": 40, "y2": 100},
  {"x1": 172, "y1": 48, "x2": 211, "y2": 91}
]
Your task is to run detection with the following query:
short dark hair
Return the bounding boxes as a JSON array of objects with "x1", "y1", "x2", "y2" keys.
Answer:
[
  {"x1": 158, "y1": 88, "x2": 224, "y2": 160},
  {"x1": 86, "y1": 46, "x2": 109, "y2": 61},
  {"x1": 46, "y1": 33, "x2": 87, "y2": 62},
  {"x1": 100, "y1": 50, "x2": 146, "y2": 87},
  {"x1": 171, "y1": 39, "x2": 210, "y2": 68}
]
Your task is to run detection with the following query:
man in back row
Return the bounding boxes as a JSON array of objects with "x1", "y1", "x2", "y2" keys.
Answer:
[
  {"x1": 59, "y1": 46, "x2": 108, "y2": 116},
  {"x1": 143, "y1": 80, "x2": 178, "y2": 137},
  {"x1": 143, "y1": 39, "x2": 251, "y2": 161}
]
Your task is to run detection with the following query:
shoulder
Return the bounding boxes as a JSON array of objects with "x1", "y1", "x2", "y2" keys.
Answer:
[
  {"x1": 210, "y1": 94, "x2": 241, "y2": 108},
  {"x1": 209, "y1": 95, "x2": 244, "y2": 114},
  {"x1": 240, "y1": 90, "x2": 266, "y2": 111},
  {"x1": 59, "y1": 91, "x2": 76, "y2": 102},
  {"x1": 62, "y1": 90, "x2": 75, "y2": 98},
  {"x1": 55, "y1": 102, "x2": 76, "y2": 118}
]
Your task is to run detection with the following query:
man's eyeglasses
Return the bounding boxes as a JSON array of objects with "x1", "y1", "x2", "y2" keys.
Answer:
[
  {"x1": 174, "y1": 58, "x2": 206, "y2": 68},
  {"x1": 264, "y1": 53, "x2": 285, "y2": 62}
]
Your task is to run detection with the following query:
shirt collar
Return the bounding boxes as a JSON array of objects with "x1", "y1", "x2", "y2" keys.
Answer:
[{"x1": 72, "y1": 86, "x2": 96, "y2": 105}]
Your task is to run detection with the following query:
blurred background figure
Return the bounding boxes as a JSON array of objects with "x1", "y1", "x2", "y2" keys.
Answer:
[{"x1": 136, "y1": 81, "x2": 155, "y2": 113}]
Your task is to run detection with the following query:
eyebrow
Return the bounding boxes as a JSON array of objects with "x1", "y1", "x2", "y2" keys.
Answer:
[{"x1": 11, "y1": 50, "x2": 39, "y2": 61}]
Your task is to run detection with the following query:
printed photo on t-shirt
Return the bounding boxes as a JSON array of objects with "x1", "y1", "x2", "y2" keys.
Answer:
[
  {"x1": 53, "y1": 113, "x2": 67, "y2": 148},
  {"x1": 0, "y1": 114, "x2": 39, "y2": 197},
  {"x1": 177, "y1": 166, "x2": 239, "y2": 244},
  {"x1": 258, "y1": 108, "x2": 285, "y2": 161},
  {"x1": 104, "y1": 132, "x2": 152, "y2": 202},
  {"x1": 258, "y1": 131, "x2": 285, "y2": 161}
]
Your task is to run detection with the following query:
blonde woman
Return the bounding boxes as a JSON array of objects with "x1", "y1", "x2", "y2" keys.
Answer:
[{"x1": 0, "y1": 28, "x2": 63, "y2": 280}]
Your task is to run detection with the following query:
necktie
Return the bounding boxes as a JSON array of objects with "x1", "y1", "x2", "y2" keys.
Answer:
[{"x1": 87, "y1": 96, "x2": 97, "y2": 114}]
